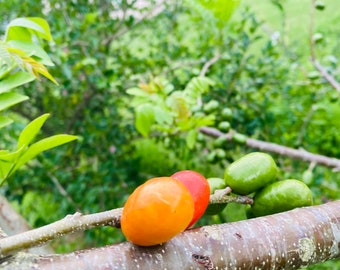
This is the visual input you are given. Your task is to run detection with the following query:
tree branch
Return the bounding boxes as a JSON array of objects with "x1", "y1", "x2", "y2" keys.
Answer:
[
  {"x1": 199, "y1": 126, "x2": 340, "y2": 171},
  {"x1": 0, "y1": 208, "x2": 122, "y2": 257},
  {"x1": 0, "y1": 190, "x2": 244, "y2": 257},
  {"x1": 2, "y1": 200, "x2": 340, "y2": 269}
]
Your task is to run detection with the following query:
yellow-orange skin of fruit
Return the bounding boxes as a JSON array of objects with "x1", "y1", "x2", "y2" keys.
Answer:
[{"x1": 121, "y1": 177, "x2": 194, "y2": 246}]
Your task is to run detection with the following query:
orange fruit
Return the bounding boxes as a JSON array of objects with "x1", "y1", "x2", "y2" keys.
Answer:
[{"x1": 121, "y1": 177, "x2": 194, "y2": 246}]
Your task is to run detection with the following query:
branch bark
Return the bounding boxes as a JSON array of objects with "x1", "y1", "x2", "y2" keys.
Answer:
[
  {"x1": 2, "y1": 200, "x2": 340, "y2": 269},
  {"x1": 199, "y1": 126, "x2": 340, "y2": 171},
  {"x1": 0, "y1": 191, "x2": 251, "y2": 257}
]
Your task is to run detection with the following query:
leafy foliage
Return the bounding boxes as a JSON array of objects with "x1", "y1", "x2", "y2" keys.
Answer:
[{"x1": 0, "y1": 18, "x2": 77, "y2": 185}]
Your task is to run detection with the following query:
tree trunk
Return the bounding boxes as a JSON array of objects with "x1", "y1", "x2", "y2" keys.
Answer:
[{"x1": 2, "y1": 200, "x2": 340, "y2": 269}]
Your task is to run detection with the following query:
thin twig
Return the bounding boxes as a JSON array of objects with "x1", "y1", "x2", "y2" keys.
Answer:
[
  {"x1": 309, "y1": 0, "x2": 340, "y2": 94},
  {"x1": 48, "y1": 172, "x2": 80, "y2": 212},
  {"x1": 199, "y1": 126, "x2": 340, "y2": 171},
  {"x1": 199, "y1": 53, "x2": 221, "y2": 77},
  {"x1": 209, "y1": 187, "x2": 253, "y2": 205},
  {"x1": 0, "y1": 208, "x2": 122, "y2": 257}
]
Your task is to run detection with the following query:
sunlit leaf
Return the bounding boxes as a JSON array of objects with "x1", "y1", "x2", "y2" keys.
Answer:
[
  {"x1": 12, "y1": 135, "x2": 78, "y2": 173},
  {"x1": 154, "y1": 106, "x2": 173, "y2": 125},
  {"x1": 0, "y1": 146, "x2": 26, "y2": 162},
  {"x1": 17, "y1": 113, "x2": 50, "y2": 149},
  {"x1": 0, "y1": 159, "x2": 13, "y2": 182},
  {"x1": 186, "y1": 129, "x2": 197, "y2": 149},
  {"x1": 7, "y1": 40, "x2": 54, "y2": 66},
  {"x1": 0, "y1": 71, "x2": 35, "y2": 93},
  {"x1": 5, "y1": 17, "x2": 53, "y2": 42},
  {"x1": 0, "y1": 115, "x2": 13, "y2": 128},
  {"x1": 126, "y1": 87, "x2": 150, "y2": 97},
  {"x1": 0, "y1": 92, "x2": 29, "y2": 111},
  {"x1": 135, "y1": 104, "x2": 155, "y2": 137}
]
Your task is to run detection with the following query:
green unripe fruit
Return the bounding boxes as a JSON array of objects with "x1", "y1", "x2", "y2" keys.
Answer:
[
  {"x1": 196, "y1": 133, "x2": 206, "y2": 142},
  {"x1": 315, "y1": 0, "x2": 325, "y2": 10},
  {"x1": 205, "y1": 178, "x2": 228, "y2": 215},
  {"x1": 224, "y1": 152, "x2": 278, "y2": 195},
  {"x1": 221, "y1": 108, "x2": 233, "y2": 120},
  {"x1": 302, "y1": 170, "x2": 313, "y2": 185},
  {"x1": 232, "y1": 133, "x2": 247, "y2": 144},
  {"x1": 245, "y1": 205, "x2": 256, "y2": 219},
  {"x1": 203, "y1": 100, "x2": 219, "y2": 113},
  {"x1": 251, "y1": 179, "x2": 313, "y2": 217},
  {"x1": 313, "y1": 33, "x2": 324, "y2": 43},
  {"x1": 215, "y1": 148, "x2": 227, "y2": 160},
  {"x1": 213, "y1": 136, "x2": 228, "y2": 148},
  {"x1": 207, "y1": 151, "x2": 217, "y2": 163},
  {"x1": 218, "y1": 121, "x2": 231, "y2": 133}
]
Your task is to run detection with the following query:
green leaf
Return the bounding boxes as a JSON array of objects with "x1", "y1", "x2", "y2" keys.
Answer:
[
  {"x1": 185, "y1": 76, "x2": 215, "y2": 95},
  {"x1": 5, "y1": 17, "x2": 53, "y2": 42},
  {"x1": 198, "y1": 0, "x2": 240, "y2": 27},
  {"x1": 126, "y1": 87, "x2": 149, "y2": 97},
  {"x1": 135, "y1": 104, "x2": 155, "y2": 137},
  {"x1": 0, "y1": 71, "x2": 35, "y2": 93},
  {"x1": 0, "y1": 92, "x2": 29, "y2": 111},
  {"x1": 0, "y1": 115, "x2": 13, "y2": 128},
  {"x1": 7, "y1": 40, "x2": 54, "y2": 66},
  {"x1": 186, "y1": 129, "x2": 197, "y2": 149},
  {"x1": 12, "y1": 134, "x2": 78, "y2": 173},
  {"x1": 0, "y1": 159, "x2": 13, "y2": 182},
  {"x1": 154, "y1": 106, "x2": 173, "y2": 125},
  {"x1": 0, "y1": 146, "x2": 26, "y2": 162},
  {"x1": 17, "y1": 113, "x2": 50, "y2": 149}
]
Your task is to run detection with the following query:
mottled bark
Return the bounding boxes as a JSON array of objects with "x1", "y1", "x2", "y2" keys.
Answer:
[{"x1": 2, "y1": 200, "x2": 340, "y2": 270}]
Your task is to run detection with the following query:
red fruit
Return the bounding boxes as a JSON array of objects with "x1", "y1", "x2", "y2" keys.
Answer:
[{"x1": 171, "y1": 170, "x2": 210, "y2": 227}]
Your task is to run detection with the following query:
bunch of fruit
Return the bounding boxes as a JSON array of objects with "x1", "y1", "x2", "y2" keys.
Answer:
[
  {"x1": 121, "y1": 152, "x2": 313, "y2": 246},
  {"x1": 121, "y1": 170, "x2": 210, "y2": 246}
]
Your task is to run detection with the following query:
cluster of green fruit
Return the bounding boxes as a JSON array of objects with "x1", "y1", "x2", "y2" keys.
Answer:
[
  {"x1": 201, "y1": 102, "x2": 248, "y2": 163},
  {"x1": 206, "y1": 152, "x2": 313, "y2": 217}
]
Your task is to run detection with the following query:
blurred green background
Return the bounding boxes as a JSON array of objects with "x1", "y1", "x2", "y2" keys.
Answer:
[{"x1": 0, "y1": 0, "x2": 339, "y2": 268}]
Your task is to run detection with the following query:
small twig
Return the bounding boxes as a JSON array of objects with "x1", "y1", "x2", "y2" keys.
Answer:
[
  {"x1": 209, "y1": 187, "x2": 253, "y2": 205},
  {"x1": 48, "y1": 172, "x2": 80, "y2": 212},
  {"x1": 296, "y1": 105, "x2": 316, "y2": 146},
  {"x1": 199, "y1": 126, "x2": 340, "y2": 171},
  {"x1": 312, "y1": 60, "x2": 340, "y2": 94},
  {"x1": 199, "y1": 53, "x2": 221, "y2": 77},
  {"x1": 309, "y1": 0, "x2": 340, "y2": 94},
  {"x1": 0, "y1": 208, "x2": 122, "y2": 257}
]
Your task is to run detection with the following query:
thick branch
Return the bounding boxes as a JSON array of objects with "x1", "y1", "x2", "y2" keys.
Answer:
[
  {"x1": 2, "y1": 201, "x2": 340, "y2": 269},
  {"x1": 199, "y1": 126, "x2": 340, "y2": 171},
  {"x1": 0, "y1": 190, "x2": 239, "y2": 256}
]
